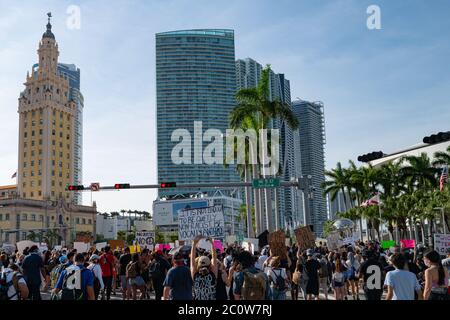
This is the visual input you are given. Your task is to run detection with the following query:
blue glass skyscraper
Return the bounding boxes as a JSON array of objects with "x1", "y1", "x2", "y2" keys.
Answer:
[{"x1": 156, "y1": 29, "x2": 239, "y2": 197}]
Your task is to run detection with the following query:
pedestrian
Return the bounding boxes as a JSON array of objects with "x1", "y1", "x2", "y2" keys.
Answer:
[
  {"x1": 358, "y1": 249, "x2": 384, "y2": 300},
  {"x1": 22, "y1": 245, "x2": 45, "y2": 300},
  {"x1": 318, "y1": 254, "x2": 329, "y2": 300},
  {"x1": 332, "y1": 258, "x2": 346, "y2": 300},
  {"x1": 119, "y1": 247, "x2": 132, "y2": 300},
  {"x1": 423, "y1": 250, "x2": 449, "y2": 300},
  {"x1": 345, "y1": 252, "x2": 360, "y2": 300},
  {"x1": 149, "y1": 250, "x2": 171, "y2": 300},
  {"x1": 384, "y1": 253, "x2": 423, "y2": 300},
  {"x1": 99, "y1": 246, "x2": 115, "y2": 300},
  {"x1": 88, "y1": 254, "x2": 104, "y2": 300},
  {"x1": 291, "y1": 261, "x2": 302, "y2": 300},
  {"x1": 53, "y1": 253, "x2": 95, "y2": 300},
  {"x1": 266, "y1": 256, "x2": 289, "y2": 300},
  {"x1": 0, "y1": 263, "x2": 29, "y2": 300},
  {"x1": 305, "y1": 249, "x2": 320, "y2": 300},
  {"x1": 162, "y1": 252, "x2": 193, "y2": 300},
  {"x1": 215, "y1": 255, "x2": 229, "y2": 300},
  {"x1": 126, "y1": 253, "x2": 146, "y2": 300},
  {"x1": 190, "y1": 236, "x2": 218, "y2": 300}
]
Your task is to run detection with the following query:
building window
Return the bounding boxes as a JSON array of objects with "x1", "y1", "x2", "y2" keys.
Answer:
[
  {"x1": 39, "y1": 139, "x2": 42, "y2": 145},
  {"x1": 31, "y1": 161, "x2": 34, "y2": 167},
  {"x1": 38, "y1": 180, "x2": 41, "y2": 186},
  {"x1": 24, "y1": 132, "x2": 28, "y2": 138},
  {"x1": 51, "y1": 216, "x2": 54, "y2": 220},
  {"x1": 31, "y1": 214, "x2": 36, "y2": 221},
  {"x1": 24, "y1": 151, "x2": 27, "y2": 158},
  {"x1": 30, "y1": 192, "x2": 34, "y2": 197},
  {"x1": 23, "y1": 192, "x2": 26, "y2": 197},
  {"x1": 23, "y1": 162, "x2": 27, "y2": 168},
  {"x1": 52, "y1": 140, "x2": 55, "y2": 146},
  {"x1": 52, "y1": 170, "x2": 55, "y2": 176},
  {"x1": 59, "y1": 172, "x2": 62, "y2": 178},
  {"x1": 23, "y1": 182, "x2": 26, "y2": 188},
  {"x1": 53, "y1": 149, "x2": 56, "y2": 156},
  {"x1": 24, "y1": 142, "x2": 27, "y2": 148},
  {"x1": 52, "y1": 160, "x2": 55, "y2": 166},
  {"x1": 32, "y1": 110, "x2": 35, "y2": 116},
  {"x1": 67, "y1": 154, "x2": 70, "y2": 159},
  {"x1": 52, "y1": 180, "x2": 55, "y2": 187},
  {"x1": 30, "y1": 181, "x2": 34, "y2": 187},
  {"x1": 24, "y1": 122, "x2": 27, "y2": 128},
  {"x1": 39, "y1": 129, "x2": 43, "y2": 135},
  {"x1": 39, "y1": 215, "x2": 43, "y2": 221},
  {"x1": 82, "y1": 218, "x2": 86, "y2": 225},
  {"x1": 88, "y1": 219, "x2": 92, "y2": 224},
  {"x1": 31, "y1": 171, "x2": 34, "y2": 177},
  {"x1": 22, "y1": 214, "x2": 27, "y2": 221},
  {"x1": 22, "y1": 232, "x2": 27, "y2": 241},
  {"x1": 52, "y1": 129, "x2": 55, "y2": 136},
  {"x1": 32, "y1": 130, "x2": 35, "y2": 137},
  {"x1": 0, "y1": 214, "x2": 2, "y2": 221},
  {"x1": 76, "y1": 218, "x2": 80, "y2": 224},
  {"x1": 59, "y1": 161, "x2": 62, "y2": 168},
  {"x1": 23, "y1": 172, "x2": 26, "y2": 178},
  {"x1": 51, "y1": 191, "x2": 55, "y2": 196},
  {"x1": 59, "y1": 181, "x2": 62, "y2": 187},
  {"x1": 40, "y1": 109, "x2": 43, "y2": 115},
  {"x1": 39, "y1": 149, "x2": 42, "y2": 155},
  {"x1": 60, "y1": 142, "x2": 63, "y2": 148},
  {"x1": 66, "y1": 217, "x2": 69, "y2": 221},
  {"x1": 40, "y1": 119, "x2": 43, "y2": 125},
  {"x1": 38, "y1": 170, "x2": 42, "y2": 176},
  {"x1": 5, "y1": 214, "x2": 9, "y2": 221},
  {"x1": 59, "y1": 132, "x2": 63, "y2": 138},
  {"x1": 53, "y1": 110, "x2": 56, "y2": 116},
  {"x1": 38, "y1": 191, "x2": 42, "y2": 196},
  {"x1": 66, "y1": 134, "x2": 70, "y2": 140},
  {"x1": 38, "y1": 159, "x2": 41, "y2": 165},
  {"x1": 31, "y1": 150, "x2": 34, "y2": 156}
]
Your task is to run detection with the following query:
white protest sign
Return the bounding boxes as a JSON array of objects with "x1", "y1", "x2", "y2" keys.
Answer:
[
  {"x1": 74, "y1": 242, "x2": 89, "y2": 253},
  {"x1": 38, "y1": 243, "x2": 48, "y2": 253},
  {"x1": 16, "y1": 240, "x2": 37, "y2": 254},
  {"x1": 242, "y1": 241, "x2": 255, "y2": 254},
  {"x1": 136, "y1": 231, "x2": 155, "y2": 249},
  {"x1": 434, "y1": 234, "x2": 450, "y2": 256},
  {"x1": 95, "y1": 242, "x2": 108, "y2": 251},
  {"x1": 178, "y1": 205, "x2": 225, "y2": 241},
  {"x1": 327, "y1": 232, "x2": 340, "y2": 250},
  {"x1": 54, "y1": 245, "x2": 62, "y2": 251},
  {"x1": 1, "y1": 244, "x2": 16, "y2": 255}
]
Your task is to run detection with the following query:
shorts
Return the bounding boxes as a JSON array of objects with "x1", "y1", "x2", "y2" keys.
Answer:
[
  {"x1": 120, "y1": 275, "x2": 130, "y2": 289},
  {"x1": 129, "y1": 276, "x2": 145, "y2": 287}
]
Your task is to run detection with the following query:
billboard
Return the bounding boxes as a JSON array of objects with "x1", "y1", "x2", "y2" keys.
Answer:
[{"x1": 153, "y1": 199, "x2": 209, "y2": 225}]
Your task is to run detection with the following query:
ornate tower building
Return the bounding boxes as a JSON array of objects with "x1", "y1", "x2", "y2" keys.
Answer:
[{"x1": 18, "y1": 14, "x2": 76, "y2": 204}]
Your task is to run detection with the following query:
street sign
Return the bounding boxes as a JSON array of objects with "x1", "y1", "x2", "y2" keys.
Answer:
[
  {"x1": 252, "y1": 178, "x2": 280, "y2": 189},
  {"x1": 90, "y1": 183, "x2": 100, "y2": 192}
]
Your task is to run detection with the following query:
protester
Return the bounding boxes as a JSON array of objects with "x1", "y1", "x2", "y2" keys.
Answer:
[
  {"x1": 345, "y1": 251, "x2": 360, "y2": 300},
  {"x1": 423, "y1": 250, "x2": 449, "y2": 300},
  {"x1": 384, "y1": 253, "x2": 423, "y2": 300},
  {"x1": 99, "y1": 246, "x2": 115, "y2": 300},
  {"x1": 149, "y1": 250, "x2": 171, "y2": 300},
  {"x1": 358, "y1": 249, "x2": 384, "y2": 300},
  {"x1": 163, "y1": 252, "x2": 193, "y2": 300},
  {"x1": 119, "y1": 247, "x2": 132, "y2": 300},
  {"x1": 332, "y1": 258, "x2": 346, "y2": 300},
  {"x1": 318, "y1": 254, "x2": 329, "y2": 300},
  {"x1": 88, "y1": 254, "x2": 104, "y2": 300},
  {"x1": 190, "y1": 236, "x2": 218, "y2": 300},
  {"x1": 126, "y1": 253, "x2": 146, "y2": 300},
  {"x1": 53, "y1": 253, "x2": 95, "y2": 300},
  {"x1": 266, "y1": 256, "x2": 289, "y2": 300},
  {"x1": 305, "y1": 249, "x2": 320, "y2": 300},
  {"x1": 22, "y1": 245, "x2": 45, "y2": 300},
  {"x1": 0, "y1": 263, "x2": 29, "y2": 300}
]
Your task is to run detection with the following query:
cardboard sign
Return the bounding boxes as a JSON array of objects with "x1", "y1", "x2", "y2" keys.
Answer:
[
  {"x1": 155, "y1": 244, "x2": 171, "y2": 251},
  {"x1": 434, "y1": 234, "x2": 450, "y2": 256},
  {"x1": 95, "y1": 242, "x2": 108, "y2": 251},
  {"x1": 108, "y1": 240, "x2": 125, "y2": 250},
  {"x1": 198, "y1": 238, "x2": 213, "y2": 251},
  {"x1": 269, "y1": 230, "x2": 287, "y2": 258},
  {"x1": 400, "y1": 239, "x2": 415, "y2": 249},
  {"x1": 1, "y1": 244, "x2": 16, "y2": 255},
  {"x1": 136, "y1": 231, "x2": 155, "y2": 249},
  {"x1": 16, "y1": 240, "x2": 38, "y2": 254},
  {"x1": 129, "y1": 245, "x2": 141, "y2": 254},
  {"x1": 242, "y1": 241, "x2": 255, "y2": 254},
  {"x1": 294, "y1": 226, "x2": 316, "y2": 251},
  {"x1": 381, "y1": 240, "x2": 397, "y2": 250},
  {"x1": 74, "y1": 242, "x2": 89, "y2": 253},
  {"x1": 53, "y1": 245, "x2": 62, "y2": 251},
  {"x1": 178, "y1": 205, "x2": 225, "y2": 241}
]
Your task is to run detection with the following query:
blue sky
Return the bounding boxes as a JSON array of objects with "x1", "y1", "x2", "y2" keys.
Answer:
[{"x1": 1, "y1": 0, "x2": 449, "y2": 213}]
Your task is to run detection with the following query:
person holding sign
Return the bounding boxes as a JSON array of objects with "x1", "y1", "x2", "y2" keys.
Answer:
[{"x1": 190, "y1": 236, "x2": 218, "y2": 300}]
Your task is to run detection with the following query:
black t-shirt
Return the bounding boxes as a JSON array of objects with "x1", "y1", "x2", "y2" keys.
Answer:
[
  {"x1": 359, "y1": 258, "x2": 383, "y2": 290},
  {"x1": 119, "y1": 253, "x2": 132, "y2": 276},
  {"x1": 305, "y1": 259, "x2": 321, "y2": 280}
]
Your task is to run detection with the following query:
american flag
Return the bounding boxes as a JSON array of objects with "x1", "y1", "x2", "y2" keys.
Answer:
[
  {"x1": 361, "y1": 192, "x2": 380, "y2": 207},
  {"x1": 440, "y1": 165, "x2": 448, "y2": 192}
]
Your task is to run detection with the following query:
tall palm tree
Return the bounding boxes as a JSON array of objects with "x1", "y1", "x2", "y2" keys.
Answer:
[
  {"x1": 230, "y1": 65, "x2": 299, "y2": 233},
  {"x1": 323, "y1": 162, "x2": 351, "y2": 211},
  {"x1": 400, "y1": 153, "x2": 439, "y2": 191},
  {"x1": 433, "y1": 145, "x2": 450, "y2": 167}
]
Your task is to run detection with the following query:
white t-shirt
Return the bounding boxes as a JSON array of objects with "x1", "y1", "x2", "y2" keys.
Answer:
[{"x1": 1, "y1": 268, "x2": 26, "y2": 300}]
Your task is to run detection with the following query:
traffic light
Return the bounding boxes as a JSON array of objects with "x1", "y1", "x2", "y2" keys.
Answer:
[
  {"x1": 67, "y1": 185, "x2": 84, "y2": 191},
  {"x1": 160, "y1": 182, "x2": 177, "y2": 188},
  {"x1": 423, "y1": 131, "x2": 450, "y2": 144},
  {"x1": 114, "y1": 183, "x2": 131, "y2": 190},
  {"x1": 357, "y1": 151, "x2": 384, "y2": 163}
]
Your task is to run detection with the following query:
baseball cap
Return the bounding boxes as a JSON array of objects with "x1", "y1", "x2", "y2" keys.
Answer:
[
  {"x1": 59, "y1": 255, "x2": 68, "y2": 264},
  {"x1": 197, "y1": 256, "x2": 211, "y2": 268},
  {"x1": 89, "y1": 254, "x2": 100, "y2": 262}
]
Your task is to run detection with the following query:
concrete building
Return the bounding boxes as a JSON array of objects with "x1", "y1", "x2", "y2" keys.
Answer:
[
  {"x1": 292, "y1": 100, "x2": 327, "y2": 236},
  {"x1": 95, "y1": 215, "x2": 154, "y2": 240},
  {"x1": 0, "y1": 185, "x2": 18, "y2": 200},
  {"x1": 156, "y1": 29, "x2": 240, "y2": 198}
]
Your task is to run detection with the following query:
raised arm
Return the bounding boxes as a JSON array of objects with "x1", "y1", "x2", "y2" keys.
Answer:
[
  {"x1": 209, "y1": 237, "x2": 218, "y2": 278},
  {"x1": 190, "y1": 235, "x2": 202, "y2": 279}
]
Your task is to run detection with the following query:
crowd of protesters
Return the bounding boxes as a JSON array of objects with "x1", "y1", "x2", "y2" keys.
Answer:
[{"x1": 1, "y1": 236, "x2": 449, "y2": 301}]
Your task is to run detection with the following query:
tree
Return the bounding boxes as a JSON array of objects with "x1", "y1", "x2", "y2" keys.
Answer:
[
  {"x1": 400, "y1": 153, "x2": 439, "y2": 191},
  {"x1": 433, "y1": 145, "x2": 450, "y2": 167},
  {"x1": 117, "y1": 231, "x2": 126, "y2": 241},
  {"x1": 323, "y1": 162, "x2": 351, "y2": 211},
  {"x1": 26, "y1": 231, "x2": 38, "y2": 242}
]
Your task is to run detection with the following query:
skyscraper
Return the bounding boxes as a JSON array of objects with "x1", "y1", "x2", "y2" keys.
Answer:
[
  {"x1": 156, "y1": 29, "x2": 239, "y2": 198},
  {"x1": 292, "y1": 100, "x2": 327, "y2": 236},
  {"x1": 17, "y1": 16, "x2": 77, "y2": 203},
  {"x1": 235, "y1": 58, "x2": 302, "y2": 231}
]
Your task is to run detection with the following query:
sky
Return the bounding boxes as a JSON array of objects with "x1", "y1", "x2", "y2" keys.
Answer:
[{"x1": 1, "y1": 0, "x2": 450, "y2": 213}]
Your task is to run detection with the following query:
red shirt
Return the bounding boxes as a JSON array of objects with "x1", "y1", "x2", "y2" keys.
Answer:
[{"x1": 99, "y1": 253, "x2": 115, "y2": 277}]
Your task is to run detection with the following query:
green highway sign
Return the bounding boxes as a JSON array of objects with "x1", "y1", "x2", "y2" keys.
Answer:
[{"x1": 252, "y1": 178, "x2": 280, "y2": 189}]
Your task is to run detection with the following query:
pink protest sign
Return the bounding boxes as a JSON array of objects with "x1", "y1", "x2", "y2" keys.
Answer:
[
  {"x1": 400, "y1": 239, "x2": 415, "y2": 249},
  {"x1": 213, "y1": 240, "x2": 224, "y2": 253}
]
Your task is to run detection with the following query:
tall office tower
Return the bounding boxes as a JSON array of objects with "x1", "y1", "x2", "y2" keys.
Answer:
[
  {"x1": 292, "y1": 100, "x2": 327, "y2": 236},
  {"x1": 235, "y1": 58, "x2": 302, "y2": 231},
  {"x1": 17, "y1": 16, "x2": 77, "y2": 204},
  {"x1": 156, "y1": 29, "x2": 239, "y2": 198},
  {"x1": 327, "y1": 191, "x2": 348, "y2": 220}
]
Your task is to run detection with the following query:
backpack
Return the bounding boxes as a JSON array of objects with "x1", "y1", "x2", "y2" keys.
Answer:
[
  {"x1": 270, "y1": 269, "x2": 287, "y2": 292},
  {"x1": 241, "y1": 270, "x2": 266, "y2": 300},
  {"x1": 0, "y1": 271, "x2": 21, "y2": 301},
  {"x1": 126, "y1": 262, "x2": 138, "y2": 279},
  {"x1": 50, "y1": 264, "x2": 66, "y2": 288},
  {"x1": 319, "y1": 260, "x2": 329, "y2": 278},
  {"x1": 60, "y1": 265, "x2": 89, "y2": 301}
]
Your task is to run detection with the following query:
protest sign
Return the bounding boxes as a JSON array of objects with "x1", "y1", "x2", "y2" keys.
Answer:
[
  {"x1": 400, "y1": 239, "x2": 415, "y2": 249},
  {"x1": 339, "y1": 233, "x2": 359, "y2": 246},
  {"x1": 1, "y1": 244, "x2": 15, "y2": 255},
  {"x1": 95, "y1": 242, "x2": 107, "y2": 251},
  {"x1": 129, "y1": 245, "x2": 141, "y2": 254},
  {"x1": 294, "y1": 226, "x2": 316, "y2": 251},
  {"x1": 136, "y1": 231, "x2": 155, "y2": 249},
  {"x1": 16, "y1": 240, "x2": 37, "y2": 254},
  {"x1": 434, "y1": 234, "x2": 450, "y2": 256},
  {"x1": 74, "y1": 242, "x2": 89, "y2": 253},
  {"x1": 225, "y1": 235, "x2": 236, "y2": 245},
  {"x1": 198, "y1": 238, "x2": 213, "y2": 251},
  {"x1": 381, "y1": 240, "x2": 397, "y2": 250},
  {"x1": 53, "y1": 245, "x2": 62, "y2": 251},
  {"x1": 38, "y1": 243, "x2": 48, "y2": 253},
  {"x1": 178, "y1": 205, "x2": 225, "y2": 241},
  {"x1": 108, "y1": 239, "x2": 125, "y2": 250},
  {"x1": 269, "y1": 230, "x2": 287, "y2": 258},
  {"x1": 242, "y1": 241, "x2": 255, "y2": 254},
  {"x1": 326, "y1": 232, "x2": 340, "y2": 250},
  {"x1": 213, "y1": 240, "x2": 224, "y2": 253}
]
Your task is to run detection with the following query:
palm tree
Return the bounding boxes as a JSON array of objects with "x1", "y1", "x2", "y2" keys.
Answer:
[
  {"x1": 26, "y1": 231, "x2": 38, "y2": 242},
  {"x1": 323, "y1": 162, "x2": 351, "y2": 211},
  {"x1": 433, "y1": 145, "x2": 450, "y2": 167},
  {"x1": 230, "y1": 65, "x2": 299, "y2": 233},
  {"x1": 400, "y1": 153, "x2": 439, "y2": 191}
]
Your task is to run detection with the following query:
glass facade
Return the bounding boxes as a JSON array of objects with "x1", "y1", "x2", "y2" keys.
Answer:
[{"x1": 156, "y1": 29, "x2": 239, "y2": 197}]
